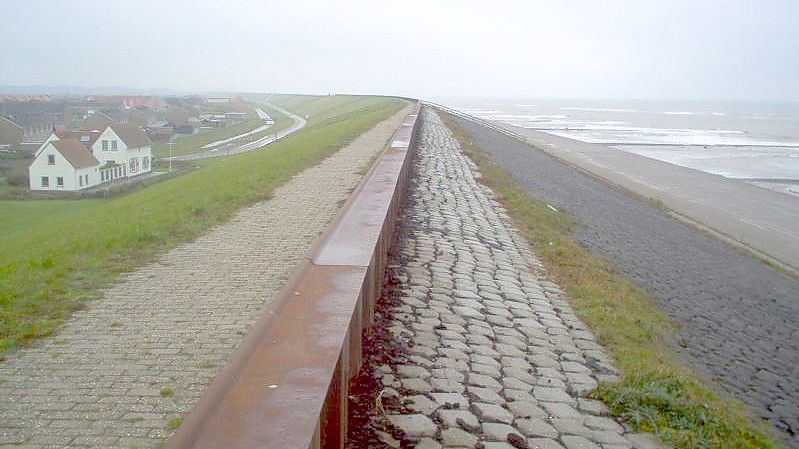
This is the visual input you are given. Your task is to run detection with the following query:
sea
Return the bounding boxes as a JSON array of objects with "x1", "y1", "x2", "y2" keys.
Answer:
[{"x1": 438, "y1": 98, "x2": 799, "y2": 197}]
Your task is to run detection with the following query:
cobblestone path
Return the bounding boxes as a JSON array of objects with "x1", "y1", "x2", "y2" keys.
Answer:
[
  {"x1": 0, "y1": 105, "x2": 410, "y2": 449},
  {"x1": 360, "y1": 109, "x2": 662, "y2": 449}
]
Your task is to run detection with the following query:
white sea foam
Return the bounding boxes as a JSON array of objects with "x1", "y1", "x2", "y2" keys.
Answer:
[{"x1": 560, "y1": 107, "x2": 640, "y2": 113}]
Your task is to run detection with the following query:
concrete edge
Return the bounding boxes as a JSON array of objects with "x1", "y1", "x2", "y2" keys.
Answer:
[{"x1": 166, "y1": 101, "x2": 422, "y2": 449}]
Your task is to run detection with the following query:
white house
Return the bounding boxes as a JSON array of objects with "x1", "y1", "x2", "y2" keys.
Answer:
[
  {"x1": 29, "y1": 124, "x2": 153, "y2": 191},
  {"x1": 91, "y1": 124, "x2": 153, "y2": 183},
  {"x1": 28, "y1": 139, "x2": 101, "y2": 191}
]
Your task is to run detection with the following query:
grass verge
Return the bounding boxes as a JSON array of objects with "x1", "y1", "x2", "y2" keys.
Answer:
[
  {"x1": 0, "y1": 96, "x2": 404, "y2": 357},
  {"x1": 440, "y1": 112, "x2": 783, "y2": 449}
]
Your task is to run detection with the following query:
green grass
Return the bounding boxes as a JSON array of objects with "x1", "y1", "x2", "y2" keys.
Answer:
[
  {"x1": 165, "y1": 417, "x2": 182, "y2": 431},
  {"x1": 440, "y1": 113, "x2": 784, "y2": 449},
  {"x1": 0, "y1": 96, "x2": 405, "y2": 357},
  {"x1": 270, "y1": 94, "x2": 398, "y2": 126},
  {"x1": 0, "y1": 200, "x2": 101, "y2": 247},
  {"x1": 151, "y1": 102, "x2": 291, "y2": 159}
]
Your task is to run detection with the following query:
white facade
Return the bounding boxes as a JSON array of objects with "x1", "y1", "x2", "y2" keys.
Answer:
[
  {"x1": 91, "y1": 127, "x2": 153, "y2": 179},
  {"x1": 28, "y1": 142, "x2": 100, "y2": 191},
  {"x1": 29, "y1": 125, "x2": 153, "y2": 192}
]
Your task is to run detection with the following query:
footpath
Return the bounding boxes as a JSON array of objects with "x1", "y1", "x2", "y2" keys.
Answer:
[
  {"x1": 0, "y1": 105, "x2": 410, "y2": 449},
  {"x1": 351, "y1": 109, "x2": 662, "y2": 449}
]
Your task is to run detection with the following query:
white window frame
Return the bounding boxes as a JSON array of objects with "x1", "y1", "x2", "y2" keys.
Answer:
[
  {"x1": 47, "y1": 154, "x2": 55, "y2": 165},
  {"x1": 41, "y1": 176, "x2": 49, "y2": 187},
  {"x1": 56, "y1": 176, "x2": 64, "y2": 187}
]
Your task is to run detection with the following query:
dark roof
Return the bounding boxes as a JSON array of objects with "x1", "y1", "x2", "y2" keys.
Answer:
[
  {"x1": 110, "y1": 123, "x2": 151, "y2": 148},
  {"x1": 56, "y1": 130, "x2": 101, "y2": 149},
  {"x1": 50, "y1": 139, "x2": 99, "y2": 169},
  {"x1": 80, "y1": 112, "x2": 114, "y2": 131},
  {"x1": 0, "y1": 116, "x2": 23, "y2": 130}
]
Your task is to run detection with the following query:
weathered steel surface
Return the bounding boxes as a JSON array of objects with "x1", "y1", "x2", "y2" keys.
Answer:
[{"x1": 167, "y1": 104, "x2": 420, "y2": 449}]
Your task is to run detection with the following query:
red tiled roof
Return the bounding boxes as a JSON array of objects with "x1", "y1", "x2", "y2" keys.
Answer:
[{"x1": 50, "y1": 139, "x2": 99, "y2": 169}]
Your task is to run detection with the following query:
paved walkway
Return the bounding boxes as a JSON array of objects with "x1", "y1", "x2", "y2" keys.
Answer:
[
  {"x1": 363, "y1": 109, "x2": 661, "y2": 449},
  {"x1": 0, "y1": 105, "x2": 410, "y2": 449}
]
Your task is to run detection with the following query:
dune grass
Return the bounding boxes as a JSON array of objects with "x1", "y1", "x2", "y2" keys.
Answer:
[
  {"x1": 0, "y1": 96, "x2": 405, "y2": 357},
  {"x1": 440, "y1": 112, "x2": 784, "y2": 449}
]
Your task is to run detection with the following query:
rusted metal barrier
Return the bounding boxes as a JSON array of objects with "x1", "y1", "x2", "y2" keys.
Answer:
[{"x1": 166, "y1": 103, "x2": 421, "y2": 449}]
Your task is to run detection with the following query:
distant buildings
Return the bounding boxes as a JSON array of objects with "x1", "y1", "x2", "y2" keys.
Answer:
[{"x1": 28, "y1": 124, "x2": 153, "y2": 191}]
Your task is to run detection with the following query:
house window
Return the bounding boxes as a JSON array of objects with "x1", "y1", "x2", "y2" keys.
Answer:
[
  {"x1": 79, "y1": 176, "x2": 83, "y2": 187},
  {"x1": 41, "y1": 176, "x2": 49, "y2": 187},
  {"x1": 85, "y1": 174, "x2": 89, "y2": 185},
  {"x1": 143, "y1": 156, "x2": 150, "y2": 170},
  {"x1": 48, "y1": 154, "x2": 55, "y2": 165},
  {"x1": 102, "y1": 140, "x2": 109, "y2": 151},
  {"x1": 122, "y1": 165, "x2": 126, "y2": 176},
  {"x1": 130, "y1": 157, "x2": 138, "y2": 173},
  {"x1": 111, "y1": 140, "x2": 118, "y2": 150},
  {"x1": 57, "y1": 177, "x2": 64, "y2": 187}
]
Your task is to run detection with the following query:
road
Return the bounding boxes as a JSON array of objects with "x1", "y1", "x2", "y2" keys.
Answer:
[
  {"x1": 444, "y1": 110, "x2": 799, "y2": 448},
  {"x1": 167, "y1": 102, "x2": 307, "y2": 162},
  {"x1": 199, "y1": 108, "x2": 274, "y2": 150}
]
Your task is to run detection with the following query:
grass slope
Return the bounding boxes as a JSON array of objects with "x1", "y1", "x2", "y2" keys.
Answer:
[
  {"x1": 440, "y1": 113, "x2": 783, "y2": 449},
  {"x1": 0, "y1": 96, "x2": 404, "y2": 357},
  {"x1": 270, "y1": 94, "x2": 397, "y2": 126}
]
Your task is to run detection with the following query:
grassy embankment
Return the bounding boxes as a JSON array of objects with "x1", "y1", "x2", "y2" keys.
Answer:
[
  {"x1": 151, "y1": 102, "x2": 292, "y2": 159},
  {"x1": 0, "y1": 95, "x2": 405, "y2": 357},
  {"x1": 440, "y1": 113, "x2": 783, "y2": 449}
]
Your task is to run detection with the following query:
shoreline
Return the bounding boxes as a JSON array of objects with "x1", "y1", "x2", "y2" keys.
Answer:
[
  {"x1": 443, "y1": 110, "x2": 799, "y2": 447},
  {"x1": 502, "y1": 124, "x2": 799, "y2": 275}
]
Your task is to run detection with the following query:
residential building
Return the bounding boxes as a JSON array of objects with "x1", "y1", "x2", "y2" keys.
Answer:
[
  {"x1": 28, "y1": 139, "x2": 100, "y2": 191},
  {"x1": 28, "y1": 124, "x2": 153, "y2": 191},
  {"x1": 91, "y1": 124, "x2": 153, "y2": 182}
]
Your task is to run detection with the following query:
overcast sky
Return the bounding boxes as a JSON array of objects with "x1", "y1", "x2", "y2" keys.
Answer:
[{"x1": 1, "y1": 0, "x2": 797, "y2": 101}]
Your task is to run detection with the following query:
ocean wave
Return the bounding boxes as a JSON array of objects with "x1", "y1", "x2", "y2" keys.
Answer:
[{"x1": 560, "y1": 107, "x2": 640, "y2": 113}]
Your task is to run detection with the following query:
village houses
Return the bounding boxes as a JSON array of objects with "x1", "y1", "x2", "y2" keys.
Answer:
[{"x1": 28, "y1": 124, "x2": 152, "y2": 191}]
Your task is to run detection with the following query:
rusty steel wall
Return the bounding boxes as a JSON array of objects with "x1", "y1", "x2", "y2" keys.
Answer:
[{"x1": 167, "y1": 103, "x2": 421, "y2": 449}]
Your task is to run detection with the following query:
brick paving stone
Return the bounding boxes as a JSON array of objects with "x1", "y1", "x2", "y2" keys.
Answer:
[
  {"x1": 0, "y1": 106, "x2": 412, "y2": 449},
  {"x1": 366, "y1": 109, "x2": 667, "y2": 448}
]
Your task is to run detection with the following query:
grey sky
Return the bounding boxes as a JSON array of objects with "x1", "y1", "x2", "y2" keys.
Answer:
[{"x1": 1, "y1": 0, "x2": 797, "y2": 100}]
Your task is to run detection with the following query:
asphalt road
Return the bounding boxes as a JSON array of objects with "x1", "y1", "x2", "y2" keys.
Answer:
[{"x1": 444, "y1": 111, "x2": 799, "y2": 448}]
